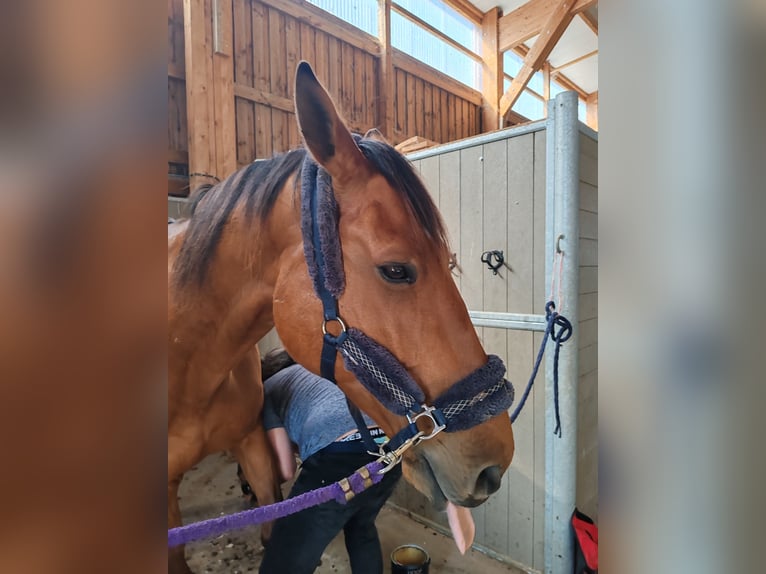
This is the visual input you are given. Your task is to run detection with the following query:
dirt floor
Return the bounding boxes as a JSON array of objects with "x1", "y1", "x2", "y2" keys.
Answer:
[{"x1": 179, "y1": 452, "x2": 528, "y2": 574}]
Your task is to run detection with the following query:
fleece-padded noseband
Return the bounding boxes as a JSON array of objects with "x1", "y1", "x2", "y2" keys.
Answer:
[{"x1": 300, "y1": 151, "x2": 515, "y2": 451}]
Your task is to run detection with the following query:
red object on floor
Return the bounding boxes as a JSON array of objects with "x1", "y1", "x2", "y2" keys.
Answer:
[{"x1": 572, "y1": 508, "x2": 598, "y2": 571}]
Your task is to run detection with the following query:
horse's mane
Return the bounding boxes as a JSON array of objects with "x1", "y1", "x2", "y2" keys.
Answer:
[{"x1": 172, "y1": 138, "x2": 447, "y2": 287}]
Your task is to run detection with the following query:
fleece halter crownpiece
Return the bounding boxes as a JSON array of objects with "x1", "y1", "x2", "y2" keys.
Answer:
[{"x1": 300, "y1": 151, "x2": 515, "y2": 461}]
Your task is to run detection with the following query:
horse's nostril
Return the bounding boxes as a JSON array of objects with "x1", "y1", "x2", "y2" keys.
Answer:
[{"x1": 476, "y1": 465, "x2": 503, "y2": 496}]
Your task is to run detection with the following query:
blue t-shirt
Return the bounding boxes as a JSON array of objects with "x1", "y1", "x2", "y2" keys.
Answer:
[{"x1": 262, "y1": 364, "x2": 384, "y2": 461}]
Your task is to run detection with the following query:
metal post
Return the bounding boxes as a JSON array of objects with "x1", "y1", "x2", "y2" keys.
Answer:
[{"x1": 544, "y1": 92, "x2": 580, "y2": 574}]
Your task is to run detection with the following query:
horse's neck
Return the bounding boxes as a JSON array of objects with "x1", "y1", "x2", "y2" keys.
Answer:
[{"x1": 168, "y1": 192, "x2": 299, "y2": 386}]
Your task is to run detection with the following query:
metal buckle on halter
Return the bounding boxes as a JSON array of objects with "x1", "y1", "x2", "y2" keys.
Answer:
[
  {"x1": 375, "y1": 405, "x2": 447, "y2": 474},
  {"x1": 406, "y1": 404, "x2": 447, "y2": 442}
]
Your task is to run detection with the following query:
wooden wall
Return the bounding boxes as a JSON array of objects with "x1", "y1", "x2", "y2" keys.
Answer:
[{"x1": 168, "y1": 0, "x2": 486, "y2": 194}]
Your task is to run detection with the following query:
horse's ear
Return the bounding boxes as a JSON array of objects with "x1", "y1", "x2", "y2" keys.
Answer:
[
  {"x1": 364, "y1": 128, "x2": 389, "y2": 144},
  {"x1": 294, "y1": 61, "x2": 368, "y2": 185}
]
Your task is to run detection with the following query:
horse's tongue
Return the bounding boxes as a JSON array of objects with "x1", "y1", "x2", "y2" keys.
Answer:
[{"x1": 446, "y1": 501, "x2": 475, "y2": 555}]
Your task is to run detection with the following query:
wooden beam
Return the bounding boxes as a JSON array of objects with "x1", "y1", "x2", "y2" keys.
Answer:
[
  {"x1": 183, "y1": 0, "x2": 215, "y2": 190},
  {"x1": 391, "y1": 3, "x2": 482, "y2": 63},
  {"x1": 542, "y1": 61, "x2": 551, "y2": 116},
  {"x1": 211, "y1": 0, "x2": 236, "y2": 179},
  {"x1": 499, "y1": 0, "x2": 577, "y2": 118},
  {"x1": 377, "y1": 0, "x2": 394, "y2": 138},
  {"x1": 499, "y1": 0, "x2": 597, "y2": 52},
  {"x1": 259, "y1": 0, "x2": 380, "y2": 55},
  {"x1": 586, "y1": 90, "x2": 598, "y2": 130},
  {"x1": 579, "y1": 8, "x2": 598, "y2": 35},
  {"x1": 551, "y1": 49, "x2": 598, "y2": 73},
  {"x1": 480, "y1": 7, "x2": 502, "y2": 131},
  {"x1": 233, "y1": 84, "x2": 294, "y2": 113},
  {"x1": 513, "y1": 42, "x2": 588, "y2": 99},
  {"x1": 443, "y1": 0, "x2": 483, "y2": 24}
]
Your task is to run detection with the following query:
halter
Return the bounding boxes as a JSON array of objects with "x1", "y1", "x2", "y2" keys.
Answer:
[{"x1": 300, "y1": 151, "x2": 515, "y2": 470}]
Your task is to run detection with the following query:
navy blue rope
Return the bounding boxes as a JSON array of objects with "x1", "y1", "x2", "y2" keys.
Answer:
[{"x1": 510, "y1": 301, "x2": 572, "y2": 438}]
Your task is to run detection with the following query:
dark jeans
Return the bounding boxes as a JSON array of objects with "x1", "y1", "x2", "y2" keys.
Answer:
[{"x1": 259, "y1": 449, "x2": 402, "y2": 574}]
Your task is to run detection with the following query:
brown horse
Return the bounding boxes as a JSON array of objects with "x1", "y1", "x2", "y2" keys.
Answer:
[
  {"x1": 168, "y1": 220, "x2": 282, "y2": 574},
  {"x1": 168, "y1": 62, "x2": 514, "y2": 572}
]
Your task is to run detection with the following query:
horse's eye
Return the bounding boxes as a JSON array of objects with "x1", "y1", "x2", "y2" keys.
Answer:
[{"x1": 378, "y1": 263, "x2": 416, "y2": 284}]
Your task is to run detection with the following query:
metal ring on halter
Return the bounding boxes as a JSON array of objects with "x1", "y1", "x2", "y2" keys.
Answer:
[
  {"x1": 322, "y1": 316, "x2": 348, "y2": 337},
  {"x1": 406, "y1": 405, "x2": 447, "y2": 442}
]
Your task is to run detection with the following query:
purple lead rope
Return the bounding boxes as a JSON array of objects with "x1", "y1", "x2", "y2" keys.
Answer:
[{"x1": 168, "y1": 460, "x2": 385, "y2": 548}]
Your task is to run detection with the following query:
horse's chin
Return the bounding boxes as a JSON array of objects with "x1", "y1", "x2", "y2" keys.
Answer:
[{"x1": 403, "y1": 451, "x2": 488, "y2": 511}]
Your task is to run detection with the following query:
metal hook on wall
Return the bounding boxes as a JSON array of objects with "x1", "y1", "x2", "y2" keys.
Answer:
[{"x1": 480, "y1": 250, "x2": 505, "y2": 275}]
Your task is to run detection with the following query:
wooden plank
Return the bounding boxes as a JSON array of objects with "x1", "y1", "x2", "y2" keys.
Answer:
[
  {"x1": 254, "y1": 102, "x2": 273, "y2": 158},
  {"x1": 414, "y1": 77, "x2": 424, "y2": 138},
  {"x1": 422, "y1": 82, "x2": 433, "y2": 141},
  {"x1": 448, "y1": 93, "x2": 457, "y2": 142},
  {"x1": 392, "y1": 48, "x2": 482, "y2": 106},
  {"x1": 430, "y1": 87, "x2": 441, "y2": 143},
  {"x1": 313, "y1": 30, "x2": 329, "y2": 87},
  {"x1": 299, "y1": 21, "x2": 315, "y2": 69},
  {"x1": 259, "y1": 0, "x2": 380, "y2": 55},
  {"x1": 327, "y1": 37, "x2": 341, "y2": 101},
  {"x1": 480, "y1": 139, "x2": 509, "y2": 555},
  {"x1": 499, "y1": 0, "x2": 577, "y2": 118},
  {"x1": 391, "y1": 2, "x2": 482, "y2": 63},
  {"x1": 353, "y1": 49, "x2": 364, "y2": 122},
  {"x1": 269, "y1": 8, "x2": 288, "y2": 98},
  {"x1": 443, "y1": 0, "x2": 483, "y2": 23},
  {"x1": 405, "y1": 73, "x2": 416, "y2": 137},
  {"x1": 364, "y1": 54, "x2": 375, "y2": 128},
  {"x1": 168, "y1": 78, "x2": 188, "y2": 153},
  {"x1": 234, "y1": 0, "x2": 254, "y2": 166},
  {"x1": 271, "y1": 108, "x2": 287, "y2": 153},
  {"x1": 340, "y1": 42, "x2": 355, "y2": 121},
  {"x1": 183, "y1": 0, "x2": 215, "y2": 189},
  {"x1": 233, "y1": 0, "x2": 253, "y2": 87},
  {"x1": 233, "y1": 83, "x2": 294, "y2": 113},
  {"x1": 284, "y1": 14, "x2": 300, "y2": 99},
  {"x1": 235, "y1": 97, "x2": 256, "y2": 165},
  {"x1": 252, "y1": 0, "x2": 271, "y2": 91},
  {"x1": 480, "y1": 7, "x2": 501, "y2": 132},
  {"x1": 440, "y1": 89, "x2": 449, "y2": 143},
  {"x1": 498, "y1": 0, "x2": 597, "y2": 52},
  {"x1": 394, "y1": 69, "x2": 405, "y2": 136},
  {"x1": 552, "y1": 49, "x2": 598, "y2": 74},
  {"x1": 462, "y1": 99, "x2": 469, "y2": 139},
  {"x1": 377, "y1": 0, "x2": 394, "y2": 137},
  {"x1": 287, "y1": 112, "x2": 300, "y2": 148}
]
